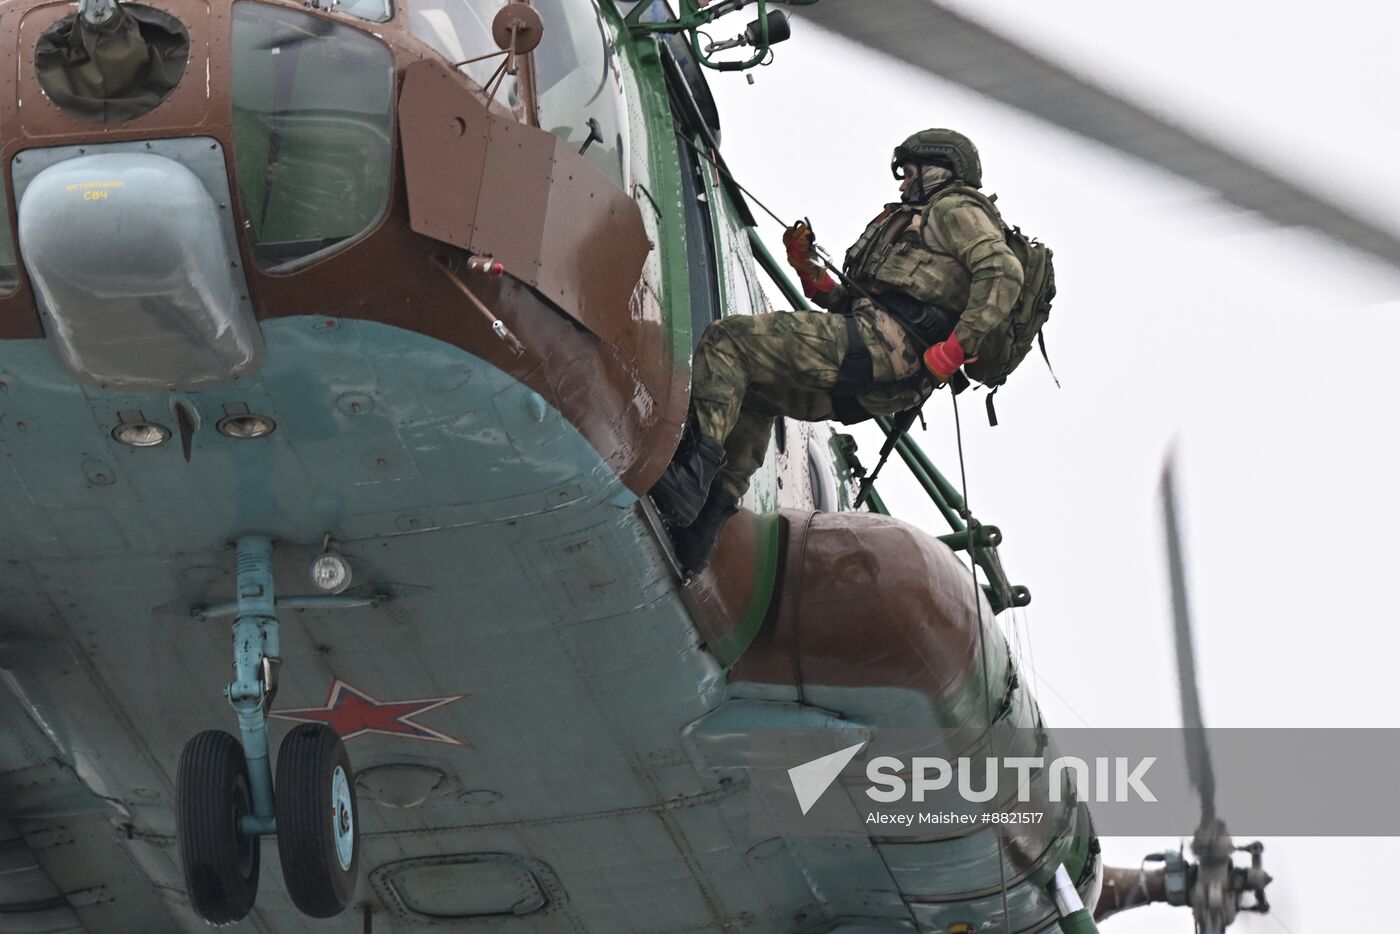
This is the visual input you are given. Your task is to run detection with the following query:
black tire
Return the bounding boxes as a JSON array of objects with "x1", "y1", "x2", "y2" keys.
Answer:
[
  {"x1": 275, "y1": 724, "x2": 359, "y2": 918},
  {"x1": 176, "y1": 730, "x2": 261, "y2": 925}
]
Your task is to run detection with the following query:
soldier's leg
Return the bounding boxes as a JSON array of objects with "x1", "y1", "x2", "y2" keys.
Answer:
[
  {"x1": 674, "y1": 387, "x2": 833, "y2": 575},
  {"x1": 653, "y1": 311, "x2": 848, "y2": 526},
  {"x1": 713, "y1": 382, "x2": 840, "y2": 499},
  {"x1": 714, "y1": 407, "x2": 776, "y2": 500},
  {"x1": 690, "y1": 311, "x2": 848, "y2": 443}
]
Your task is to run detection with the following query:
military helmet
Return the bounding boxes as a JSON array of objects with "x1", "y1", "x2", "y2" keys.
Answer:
[{"x1": 891, "y1": 128, "x2": 982, "y2": 188}]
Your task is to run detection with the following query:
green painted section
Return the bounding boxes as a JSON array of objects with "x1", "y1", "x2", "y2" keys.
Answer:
[
  {"x1": 621, "y1": 0, "x2": 822, "y2": 74},
  {"x1": 606, "y1": 6, "x2": 782, "y2": 662},
  {"x1": 1058, "y1": 910, "x2": 1100, "y2": 934},
  {"x1": 604, "y1": 4, "x2": 695, "y2": 364},
  {"x1": 1060, "y1": 804, "x2": 1099, "y2": 887},
  {"x1": 705, "y1": 510, "x2": 780, "y2": 666},
  {"x1": 747, "y1": 226, "x2": 813, "y2": 312}
]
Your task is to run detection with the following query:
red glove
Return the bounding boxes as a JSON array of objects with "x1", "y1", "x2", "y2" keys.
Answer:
[
  {"x1": 923, "y1": 333, "x2": 970, "y2": 384},
  {"x1": 798, "y1": 267, "x2": 835, "y2": 298},
  {"x1": 783, "y1": 222, "x2": 835, "y2": 298},
  {"x1": 782, "y1": 221, "x2": 816, "y2": 266}
]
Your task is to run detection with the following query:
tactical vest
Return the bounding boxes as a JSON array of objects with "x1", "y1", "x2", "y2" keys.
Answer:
[
  {"x1": 846, "y1": 186, "x2": 1057, "y2": 395},
  {"x1": 845, "y1": 204, "x2": 951, "y2": 302},
  {"x1": 843, "y1": 200, "x2": 965, "y2": 345}
]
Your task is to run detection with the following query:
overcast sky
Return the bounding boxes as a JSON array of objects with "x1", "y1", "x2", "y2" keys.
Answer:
[{"x1": 706, "y1": 2, "x2": 1400, "y2": 930}]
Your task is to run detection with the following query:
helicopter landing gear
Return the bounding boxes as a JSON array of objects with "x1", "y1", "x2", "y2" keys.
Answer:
[
  {"x1": 177, "y1": 536, "x2": 366, "y2": 925},
  {"x1": 275, "y1": 723, "x2": 359, "y2": 917},
  {"x1": 176, "y1": 730, "x2": 261, "y2": 923}
]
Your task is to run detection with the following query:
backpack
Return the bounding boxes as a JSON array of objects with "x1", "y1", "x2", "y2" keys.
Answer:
[{"x1": 929, "y1": 185, "x2": 1058, "y2": 398}]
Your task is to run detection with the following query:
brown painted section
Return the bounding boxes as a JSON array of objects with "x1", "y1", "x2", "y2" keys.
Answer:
[
  {"x1": 400, "y1": 60, "x2": 493, "y2": 247},
  {"x1": 681, "y1": 507, "x2": 766, "y2": 659},
  {"x1": 1, "y1": 0, "x2": 233, "y2": 337},
  {"x1": 15, "y1": 0, "x2": 214, "y2": 137},
  {"x1": 1, "y1": 0, "x2": 230, "y2": 337},
  {"x1": 0, "y1": 0, "x2": 686, "y2": 494},
  {"x1": 400, "y1": 59, "x2": 652, "y2": 351},
  {"x1": 729, "y1": 509, "x2": 987, "y2": 702},
  {"x1": 1094, "y1": 865, "x2": 1168, "y2": 921}
]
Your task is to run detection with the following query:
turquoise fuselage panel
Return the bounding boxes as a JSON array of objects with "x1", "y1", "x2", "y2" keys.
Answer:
[{"x1": 0, "y1": 319, "x2": 1074, "y2": 932}]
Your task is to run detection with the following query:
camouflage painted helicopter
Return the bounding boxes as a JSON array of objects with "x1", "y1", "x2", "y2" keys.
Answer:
[{"x1": 2, "y1": 0, "x2": 1379, "y2": 931}]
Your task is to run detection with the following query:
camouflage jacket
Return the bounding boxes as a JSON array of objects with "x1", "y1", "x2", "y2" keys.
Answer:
[{"x1": 813, "y1": 187, "x2": 1024, "y2": 356}]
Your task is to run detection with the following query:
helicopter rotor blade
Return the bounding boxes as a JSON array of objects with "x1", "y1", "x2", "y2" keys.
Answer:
[
  {"x1": 1159, "y1": 454, "x2": 1217, "y2": 834},
  {"x1": 796, "y1": 0, "x2": 1400, "y2": 272}
]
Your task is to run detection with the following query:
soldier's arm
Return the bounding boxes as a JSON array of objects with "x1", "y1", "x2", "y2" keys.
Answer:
[
  {"x1": 930, "y1": 194, "x2": 1024, "y2": 356},
  {"x1": 810, "y1": 280, "x2": 849, "y2": 312}
]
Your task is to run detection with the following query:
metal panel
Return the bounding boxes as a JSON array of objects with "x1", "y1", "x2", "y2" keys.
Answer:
[
  {"x1": 371, "y1": 854, "x2": 557, "y2": 921},
  {"x1": 472, "y1": 116, "x2": 556, "y2": 283},
  {"x1": 11, "y1": 138, "x2": 260, "y2": 391},
  {"x1": 399, "y1": 60, "x2": 652, "y2": 349},
  {"x1": 398, "y1": 59, "x2": 492, "y2": 248},
  {"x1": 531, "y1": 136, "x2": 652, "y2": 338}
]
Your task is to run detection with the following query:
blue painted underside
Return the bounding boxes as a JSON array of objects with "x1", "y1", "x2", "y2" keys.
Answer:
[{"x1": 0, "y1": 319, "x2": 1067, "y2": 933}]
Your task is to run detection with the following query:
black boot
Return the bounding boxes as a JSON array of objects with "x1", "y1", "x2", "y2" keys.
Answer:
[
  {"x1": 670, "y1": 488, "x2": 740, "y2": 576},
  {"x1": 650, "y1": 430, "x2": 726, "y2": 527}
]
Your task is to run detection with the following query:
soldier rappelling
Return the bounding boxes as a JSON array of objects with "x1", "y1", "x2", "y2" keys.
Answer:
[{"x1": 652, "y1": 128, "x2": 1053, "y2": 574}]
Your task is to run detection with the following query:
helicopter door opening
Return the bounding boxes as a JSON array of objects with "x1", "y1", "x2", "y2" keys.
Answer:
[
  {"x1": 653, "y1": 28, "x2": 729, "y2": 350},
  {"x1": 230, "y1": 3, "x2": 395, "y2": 270},
  {"x1": 672, "y1": 125, "x2": 722, "y2": 351}
]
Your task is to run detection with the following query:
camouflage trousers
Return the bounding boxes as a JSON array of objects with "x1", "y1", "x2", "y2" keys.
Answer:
[{"x1": 691, "y1": 304, "x2": 933, "y2": 498}]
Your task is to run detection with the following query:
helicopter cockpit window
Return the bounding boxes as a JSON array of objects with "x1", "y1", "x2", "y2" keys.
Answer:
[
  {"x1": 231, "y1": 3, "x2": 395, "y2": 270},
  {"x1": 333, "y1": 0, "x2": 395, "y2": 24},
  {"x1": 532, "y1": 0, "x2": 627, "y2": 185},
  {"x1": 408, "y1": 0, "x2": 518, "y2": 105}
]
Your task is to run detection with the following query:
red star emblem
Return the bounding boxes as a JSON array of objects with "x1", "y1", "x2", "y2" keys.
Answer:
[{"x1": 271, "y1": 679, "x2": 469, "y2": 746}]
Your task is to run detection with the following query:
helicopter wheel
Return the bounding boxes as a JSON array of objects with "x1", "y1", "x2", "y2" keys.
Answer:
[
  {"x1": 176, "y1": 730, "x2": 261, "y2": 925},
  {"x1": 275, "y1": 724, "x2": 359, "y2": 918}
]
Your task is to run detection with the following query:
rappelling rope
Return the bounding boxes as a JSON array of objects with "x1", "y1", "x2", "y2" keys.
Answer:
[
  {"x1": 670, "y1": 123, "x2": 881, "y2": 306},
  {"x1": 951, "y1": 389, "x2": 1013, "y2": 933}
]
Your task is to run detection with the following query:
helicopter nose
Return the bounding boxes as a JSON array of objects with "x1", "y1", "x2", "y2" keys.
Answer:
[{"x1": 16, "y1": 142, "x2": 262, "y2": 391}]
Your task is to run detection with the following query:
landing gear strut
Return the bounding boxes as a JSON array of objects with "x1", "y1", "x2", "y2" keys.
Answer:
[{"x1": 176, "y1": 536, "x2": 369, "y2": 924}]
